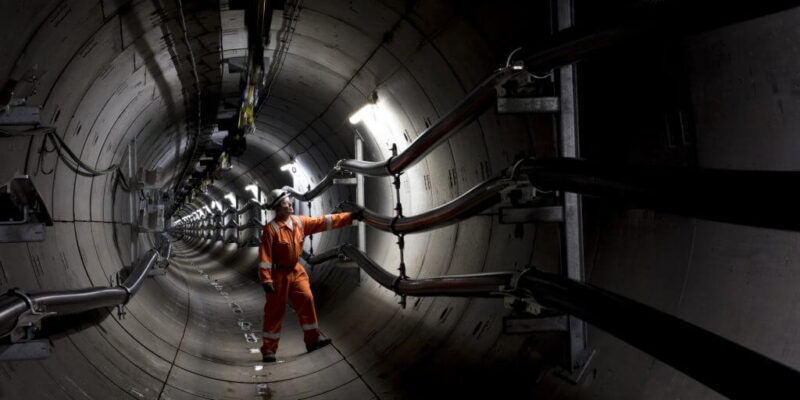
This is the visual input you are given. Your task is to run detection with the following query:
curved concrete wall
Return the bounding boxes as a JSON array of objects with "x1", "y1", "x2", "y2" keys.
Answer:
[{"x1": 1, "y1": 1, "x2": 800, "y2": 399}]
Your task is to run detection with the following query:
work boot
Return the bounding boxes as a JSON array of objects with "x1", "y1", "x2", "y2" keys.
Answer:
[
  {"x1": 306, "y1": 337, "x2": 332, "y2": 353},
  {"x1": 262, "y1": 351, "x2": 276, "y2": 363}
]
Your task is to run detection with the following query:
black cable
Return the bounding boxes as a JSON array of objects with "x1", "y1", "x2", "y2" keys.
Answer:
[
  {"x1": 46, "y1": 130, "x2": 120, "y2": 176},
  {"x1": 36, "y1": 134, "x2": 56, "y2": 175}
]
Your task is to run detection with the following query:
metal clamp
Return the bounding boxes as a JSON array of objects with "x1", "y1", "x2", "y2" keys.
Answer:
[
  {"x1": 498, "y1": 268, "x2": 543, "y2": 315},
  {"x1": 391, "y1": 275, "x2": 407, "y2": 309},
  {"x1": 506, "y1": 157, "x2": 533, "y2": 183},
  {"x1": 9, "y1": 288, "x2": 43, "y2": 315},
  {"x1": 6, "y1": 288, "x2": 55, "y2": 342},
  {"x1": 111, "y1": 272, "x2": 131, "y2": 319}
]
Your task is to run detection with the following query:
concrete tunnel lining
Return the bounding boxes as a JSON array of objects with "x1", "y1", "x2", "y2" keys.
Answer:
[{"x1": 3, "y1": 0, "x2": 800, "y2": 399}]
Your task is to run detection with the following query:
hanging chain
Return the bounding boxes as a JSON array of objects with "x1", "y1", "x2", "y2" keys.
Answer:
[{"x1": 389, "y1": 143, "x2": 408, "y2": 308}]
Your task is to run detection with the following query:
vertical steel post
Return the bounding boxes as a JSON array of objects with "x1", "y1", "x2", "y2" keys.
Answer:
[
  {"x1": 128, "y1": 140, "x2": 138, "y2": 266},
  {"x1": 356, "y1": 136, "x2": 366, "y2": 253},
  {"x1": 356, "y1": 135, "x2": 366, "y2": 285},
  {"x1": 556, "y1": 0, "x2": 593, "y2": 382}
]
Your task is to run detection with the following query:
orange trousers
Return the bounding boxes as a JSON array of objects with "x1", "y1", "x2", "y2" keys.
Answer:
[{"x1": 261, "y1": 264, "x2": 320, "y2": 354}]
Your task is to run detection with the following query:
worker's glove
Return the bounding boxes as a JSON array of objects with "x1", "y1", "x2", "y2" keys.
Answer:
[
  {"x1": 335, "y1": 201, "x2": 365, "y2": 220},
  {"x1": 262, "y1": 282, "x2": 275, "y2": 293},
  {"x1": 350, "y1": 208, "x2": 365, "y2": 221}
]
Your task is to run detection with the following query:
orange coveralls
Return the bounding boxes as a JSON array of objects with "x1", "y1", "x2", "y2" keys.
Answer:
[{"x1": 258, "y1": 212, "x2": 352, "y2": 354}]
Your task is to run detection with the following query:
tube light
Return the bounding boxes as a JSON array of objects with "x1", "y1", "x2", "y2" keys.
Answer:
[
  {"x1": 348, "y1": 104, "x2": 372, "y2": 125},
  {"x1": 348, "y1": 99, "x2": 400, "y2": 156},
  {"x1": 224, "y1": 192, "x2": 236, "y2": 206},
  {"x1": 280, "y1": 162, "x2": 296, "y2": 173},
  {"x1": 245, "y1": 184, "x2": 260, "y2": 200}
]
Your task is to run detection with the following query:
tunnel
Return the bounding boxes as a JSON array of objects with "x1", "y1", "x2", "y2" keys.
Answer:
[{"x1": 2, "y1": 0, "x2": 800, "y2": 399}]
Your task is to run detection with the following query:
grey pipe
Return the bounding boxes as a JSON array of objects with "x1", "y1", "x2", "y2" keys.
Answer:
[
  {"x1": 520, "y1": 268, "x2": 800, "y2": 399},
  {"x1": 282, "y1": 169, "x2": 338, "y2": 201},
  {"x1": 306, "y1": 244, "x2": 513, "y2": 297},
  {"x1": 340, "y1": 176, "x2": 515, "y2": 235},
  {"x1": 302, "y1": 248, "x2": 339, "y2": 265},
  {"x1": 236, "y1": 199, "x2": 262, "y2": 214},
  {"x1": 0, "y1": 248, "x2": 160, "y2": 339},
  {"x1": 307, "y1": 243, "x2": 800, "y2": 399}
]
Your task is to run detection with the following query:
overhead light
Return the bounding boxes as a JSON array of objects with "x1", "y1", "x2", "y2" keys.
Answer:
[
  {"x1": 348, "y1": 104, "x2": 372, "y2": 125},
  {"x1": 280, "y1": 162, "x2": 296, "y2": 173},
  {"x1": 244, "y1": 184, "x2": 260, "y2": 201},
  {"x1": 224, "y1": 192, "x2": 236, "y2": 205},
  {"x1": 348, "y1": 96, "x2": 399, "y2": 156}
]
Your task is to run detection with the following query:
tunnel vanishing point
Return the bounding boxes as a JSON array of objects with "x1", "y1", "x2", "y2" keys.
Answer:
[{"x1": 2, "y1": 1, "x2": 800, "y2": 399}]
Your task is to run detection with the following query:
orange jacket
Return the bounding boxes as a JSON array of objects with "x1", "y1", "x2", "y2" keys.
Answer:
[{"x1": 258, "y1": 212, "x2": 353, "y2": 283}]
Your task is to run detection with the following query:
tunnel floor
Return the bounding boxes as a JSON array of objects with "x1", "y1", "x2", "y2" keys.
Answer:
[{"x1": 158, "y1": 239, "x2": 375, "y2": 399}]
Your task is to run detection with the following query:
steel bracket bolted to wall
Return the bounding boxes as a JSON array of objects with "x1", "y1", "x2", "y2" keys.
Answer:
[
  {"x1": 499, "y1": 205, "x2": 564, "y2": 224},
  {"x1": 0, "y1": 339, "x2": 51, "y2": 361},
  {"x1": 332, "y1": 169, "x2": 357, "y2": 185},
  {"x1": 0, "y1": 175, "x2": 53, "y2": 242},
  {"x1": 497, "y1": 96, "x2": 560, "y2": 114},
  {"x1": 0, "y1": 105, "x2": 41, "y2": 126}
]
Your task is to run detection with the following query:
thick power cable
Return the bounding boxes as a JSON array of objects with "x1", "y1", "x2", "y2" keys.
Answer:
[{"x1": 302, "y1": 243, "x2": 800, "y2": 399}]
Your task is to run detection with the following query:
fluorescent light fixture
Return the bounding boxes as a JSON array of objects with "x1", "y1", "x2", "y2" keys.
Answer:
[
  {"x1": 348, "y1": 99, "x2": 400, "y2": 156},
  {"x1": 348, "y1": 104, "x2": 372, "y2": 125},
  {"x1": 224, "y1": 192, "x2": 236, "y2": 206},
  {"x1": 204, "y1": 205, "x2": 212, "y2": 213},
  {"x1": 280, "y1": 162, "x2": 296, "y2": 173},
  {"x1": 245, "y1": 184, "x2": 260, "y2": 200}
]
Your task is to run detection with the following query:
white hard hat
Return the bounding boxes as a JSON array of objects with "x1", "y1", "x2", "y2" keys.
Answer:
[{"x1": 265, "y1": 189, "x2": 289, "y2": 210}]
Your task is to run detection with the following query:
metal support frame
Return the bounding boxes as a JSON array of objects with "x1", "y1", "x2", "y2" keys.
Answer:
[
  {"x1": 503, "y1": 315, "x2": 567, "y2": 334},
  {"x1": 497, "y1": 97, "x2": 560, "y2": 114},
  {"x1": 356, "y1": 136, "x2": 366, "y2": 253},
  {"x1": 0, "y1": 106, "x2": 41, "y2": 125},
  {"x1": 0, "y1": 339, "x2": 51, "y2": 361},
  {"x1": 556, "y1": 0, "x2": 594, "y2": 382},
  {"x1": 499, "y1": 205, "x2": 564, "y2": 224},
  {"x1": 355, "y1": 135, "x2": 366, "y2": 285},
  {"x1": 0, "y1": 175, "x2": 53, "y2": 242},
  {"x1": 128, "y1": 140, "x2": 139, "y2": 266},
  {"x1": 388, "y1": 143, "x2": 408, "y2": 308}
]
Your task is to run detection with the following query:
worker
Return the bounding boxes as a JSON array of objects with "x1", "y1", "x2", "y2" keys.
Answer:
[{"x1": 258, "y1": 189, "x2": 363, "y2": 362}]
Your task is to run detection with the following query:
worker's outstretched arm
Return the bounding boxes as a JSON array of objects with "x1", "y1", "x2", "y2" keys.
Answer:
[
  {"x1": 258, "y1": 225, "x2": 275, "y2": 285},
  {"x1": 299, "y1": 212, "x2": 354, "y2": 236}
]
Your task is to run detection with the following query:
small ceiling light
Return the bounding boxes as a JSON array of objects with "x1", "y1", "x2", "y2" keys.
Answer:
[
  {"x1": 348, "y1": 104, "x2": 373, "y2": 125},
  {"x1": 244, "y1": 184, "x2": 260, "y2": 200},
  {"x1": 280, "y1": 162, "x2": 297, "y2": 174},
  {"x1": 224, "y1": 192, "x2": 236, "y2": 205}
]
